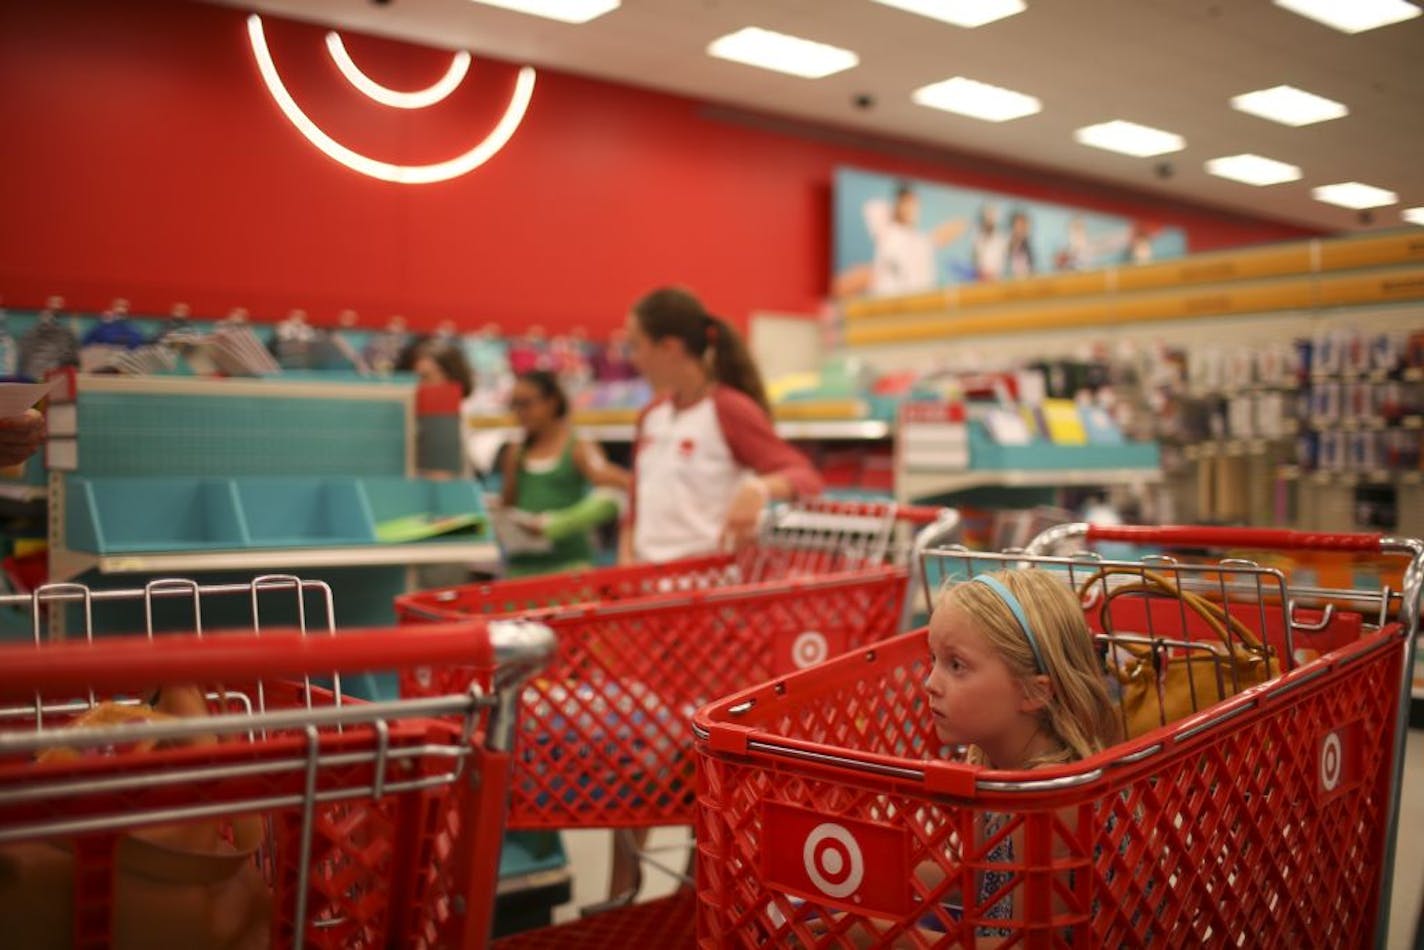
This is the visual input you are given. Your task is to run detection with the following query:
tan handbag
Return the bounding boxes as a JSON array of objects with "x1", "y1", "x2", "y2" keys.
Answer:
[
  {"x1": 0, "y1": 689, "x2": 272, "y2": 949},
  {"x1": 1078, "y1": 569, "x2": 1275, "y2": 739}
]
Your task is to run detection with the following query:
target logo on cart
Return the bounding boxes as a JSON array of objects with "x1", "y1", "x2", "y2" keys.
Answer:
[
  {"x1": 761, "y1": 801, "x2": 911, "y2": 917},
  {"x1": 793, "y1": 632, "x2": 829, "y2": 668},
  {"x1": 773, "y1": 629, "x2": 847, "y2": 675},
  {"x1": 1314, "y1": 720, "x2": 1362, "y2": 805}
]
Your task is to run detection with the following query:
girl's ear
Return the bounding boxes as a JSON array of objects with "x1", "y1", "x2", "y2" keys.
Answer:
[{"x1": 1018, "y1": 674, "x2": 1052, "y2": 714}]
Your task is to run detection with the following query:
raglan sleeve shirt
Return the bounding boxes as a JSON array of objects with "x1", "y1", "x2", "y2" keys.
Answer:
[
  {"x1": 627, "y1": 386, "x2": 822, "y2": 563},
  {"x1": 710, "y1": 387, "x2": 822, "y2": 499}
]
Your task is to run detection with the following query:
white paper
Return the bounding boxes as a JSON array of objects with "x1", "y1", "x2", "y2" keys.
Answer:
[{"x1": 0, "y1": 381, "x2": 58, "y2": 418}]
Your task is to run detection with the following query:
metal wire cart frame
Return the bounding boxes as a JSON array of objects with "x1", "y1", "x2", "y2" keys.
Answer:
[{"x1": 0, "y1": 575, "x2": 555, "y2": 948}]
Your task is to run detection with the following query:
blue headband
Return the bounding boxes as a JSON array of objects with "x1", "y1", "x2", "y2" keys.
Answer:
[{"x1": 971, "y1": 574, "x2": 1048, "y2": 675}]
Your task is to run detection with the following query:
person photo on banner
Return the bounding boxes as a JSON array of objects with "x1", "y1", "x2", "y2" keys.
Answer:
[
  {"x1": 1055, "y1": 215, "x2": 1126, "y2": 271},
  {"x1": 971, "y1": 203, "x2": 1011, "y2": 282},
  {"x1": 1006, "y1": 209, "x2": 1036, "y2": 279},
  {"x1": 834, "y1": 183, "x2": 966, "y2": 298}
]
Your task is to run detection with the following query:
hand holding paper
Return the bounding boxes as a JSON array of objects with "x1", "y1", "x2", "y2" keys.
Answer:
[{"x1": 0, "y1": 382, "x2": 54, "y2": 469}]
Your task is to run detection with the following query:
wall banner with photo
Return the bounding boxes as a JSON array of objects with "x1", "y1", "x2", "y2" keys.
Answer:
[{"x1": 832, "y1": 166, "x2": 1188, "y2": 299}]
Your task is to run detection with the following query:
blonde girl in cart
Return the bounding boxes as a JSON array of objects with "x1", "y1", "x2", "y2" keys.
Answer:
[{"x1": 921, "y1": 569, "x2": 1119, "y2": 940}]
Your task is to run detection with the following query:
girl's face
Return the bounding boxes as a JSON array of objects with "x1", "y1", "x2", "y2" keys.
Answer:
[
  {"x1": 413, "y1": 354, "x2": 449, "y2": 388},
  {"x1": 625, "y1": 314, "x2": 677, "y2": 389},
  {"x1": 509, "y1": 380, "x2": 557, "y2": 430},
  {"x1": 924, "y1": 604, "x2": 1031, "y2": 755}
]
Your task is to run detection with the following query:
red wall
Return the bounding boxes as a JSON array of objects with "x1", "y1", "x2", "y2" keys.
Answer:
[{"x1": 0, "y1": 0, "x2": 1319, "y2": 335}]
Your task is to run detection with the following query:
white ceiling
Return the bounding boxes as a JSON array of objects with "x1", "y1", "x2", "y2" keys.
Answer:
[{"x1": 214, "y1": 0, "x2": 1424, "y2": 232}]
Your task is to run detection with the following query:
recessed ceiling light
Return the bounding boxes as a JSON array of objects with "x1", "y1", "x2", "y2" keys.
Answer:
[
  {"x1": 1231, "y1": 85, "x2": 1348, "y2": 127},
  {"x1": 1205, "y1": 154, "x2": 1303, "y2": 186},
  {"x1": 1400, "y1": 207, "x2": 1424, "y2": 225},
  {"x1": 707, "y1": 27, "x2": 859, "y2": 79},
  {"x1": 1312, "y1": 182, "x2": 1399, "y2": 209},
  {"x1": 912, "y1": 76, "x2": 1041, "y2": 122},
  {"x1": 1273, "y1": 0, "x2": 1420, "y2": 34},
  {"x1": 1074, "y1": 120, "x2": 1185, "y2": 158},
  {"x1": 870, "y1": 0, "x2": 1026, "y2": 28},
  {"x1": 466, "y1": 0, "x2": 619, "y2": 24}
]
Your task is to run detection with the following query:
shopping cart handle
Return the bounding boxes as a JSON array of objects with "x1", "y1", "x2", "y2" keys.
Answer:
[
  {"x1": 1084, "y1": 524, "x2": 1385, "y2": 553},
  {"x1": 0, "y1": 621, "x2": 554, "y2": 702},
  {"x1": 801, "y1": 499, "x2": 948, "y2": 526}
]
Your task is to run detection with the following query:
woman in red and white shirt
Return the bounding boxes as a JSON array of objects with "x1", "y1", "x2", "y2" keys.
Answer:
[
  {"x1": 620, "y1": 286, "x2": 822, "y2": 564},
  {"x1": 607, "y1": 287, "x2": 821, "y2": 900}
]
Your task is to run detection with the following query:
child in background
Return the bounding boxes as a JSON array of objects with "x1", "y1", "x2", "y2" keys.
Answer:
[
  {"x1": 922, "y1": 569, "x2": 1117, "y2": 937},
  {"x1": 499, "y1": 371, "x2": 629, "y2": 577}
]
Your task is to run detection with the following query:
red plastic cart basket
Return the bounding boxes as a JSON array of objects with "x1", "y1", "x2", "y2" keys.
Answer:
[
  {"x1": 397, "y1": 500, "x2": 960, "y2": 831},
  {"x1": 0, "y1": 575, "x2": 554, "y2": 949},
  {"x1": 695, "y1": 526, "x2": 1421, "y2": 947}
]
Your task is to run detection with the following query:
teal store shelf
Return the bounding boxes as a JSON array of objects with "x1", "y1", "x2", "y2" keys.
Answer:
[
  {"x1": 967, "y1": 422, "x2": 1160, "y2": 471},
  {"x1": 66, "y1": 475, "x2": 488, "y2": 555}
]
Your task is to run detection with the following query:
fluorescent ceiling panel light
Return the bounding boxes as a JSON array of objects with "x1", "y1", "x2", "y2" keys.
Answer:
[
  {"x1": 1074, "y1": 120, "x2": 1185, "y2": 158},
  {"x1": 912, "y1": 76, "x2": 1040, "y2": 121},
  {"x1": 1273, "y1": 0, "x2": 1420, "y2": 33},
  {"x1": 870, "y1": 0, "x2": 1026, "y2": 28},
  {"x1": 1404, "y1": 207, "x2": 1424, "y2": 226},
  {"x1": 466, "y1": 0, "x2": 619, "y2": 24},
  {"x1": 1231, "y1": 85, "x2": 1348, "y2": 127},
  {"x1": 707, "y1": 27, "x2": 858, "y2": 79},
  {"x1": 1205, "y1": 154, "x2": 1303, "y2": 186},
  {"x1": 1312, "y1": 182, "x2": 1399, "y2": 209}
]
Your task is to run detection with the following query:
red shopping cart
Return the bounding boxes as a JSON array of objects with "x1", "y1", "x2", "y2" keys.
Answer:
[
  {"x1": 396, "y1": 501, "x2": 959, "y2": 830},
  {"x1": 0, "y1": 575, "x2": 554, "y2": 949},
  {"x1": 695, "y1": 525, "x2": 1421, "y2": 947},
  {"x1": 397, "y1": 501, "x2": 957, "y2": 943}
]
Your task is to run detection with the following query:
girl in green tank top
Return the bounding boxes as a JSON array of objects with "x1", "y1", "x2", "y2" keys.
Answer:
[{"x1": 500, "y1": 371, "x2": 630, "y2": 577}]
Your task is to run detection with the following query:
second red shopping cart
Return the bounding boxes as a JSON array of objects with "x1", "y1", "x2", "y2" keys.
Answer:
[{"x1": 396, "y1": 499, "x2": 960, "y2": 830}]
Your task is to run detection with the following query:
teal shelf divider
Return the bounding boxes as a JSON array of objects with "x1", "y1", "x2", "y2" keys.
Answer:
[
  {"x1": 364, "y1": 477, "x2": 491, "y2": 544},
  {"x1": 68, "y1": 476, "x2": 250, "y2": 553},
  {"x1": 236, "y1": 477, "x2": 376, "y2": 548}
]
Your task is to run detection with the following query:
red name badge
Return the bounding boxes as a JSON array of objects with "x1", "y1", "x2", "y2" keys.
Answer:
[{"x1": 761, "y1": 800, "x2": 912, "y2": 918}]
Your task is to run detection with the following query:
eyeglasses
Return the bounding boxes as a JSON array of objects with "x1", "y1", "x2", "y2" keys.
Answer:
[{"x1": 508, "y1": 398, "x2": 536, "y2": 410}]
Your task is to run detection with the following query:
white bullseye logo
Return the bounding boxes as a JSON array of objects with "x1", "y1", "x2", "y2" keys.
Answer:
[
  {"x1": 1320, "y1": 731, "x2": 1343, "y2": 792},
  {"x1": 802, "y1": 823, "x2": 864, "y2": 900},
  {"x1": 792, "y1": 631, "x2": 829, "y2": 668},
  {"x1": 246, "y1": 14, "x2": 535, "y2": 184}
]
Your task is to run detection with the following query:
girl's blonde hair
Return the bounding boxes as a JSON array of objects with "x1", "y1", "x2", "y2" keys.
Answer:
[{"x1": 938, "y1": 569, "x2": 1119, "y2": 766}]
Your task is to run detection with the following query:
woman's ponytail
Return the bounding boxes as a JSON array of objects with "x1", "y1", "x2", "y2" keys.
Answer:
[{"x1": 705, "y1": 316, "x2": 770, "y2": 417}]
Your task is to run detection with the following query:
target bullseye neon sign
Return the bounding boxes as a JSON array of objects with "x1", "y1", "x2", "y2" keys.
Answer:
[{"x1": 246, "y1": 14, "x2": 535, "y2": 184}]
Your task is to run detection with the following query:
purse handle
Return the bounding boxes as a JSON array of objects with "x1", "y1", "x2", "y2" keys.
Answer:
[{"x1": 1075, "y1": 567, "x2": 1268, "y2": 658}]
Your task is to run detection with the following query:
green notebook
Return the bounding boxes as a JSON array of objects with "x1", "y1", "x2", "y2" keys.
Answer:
[{"x1": 374, "y1": 512, "x2": 484, "y2": 544}]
